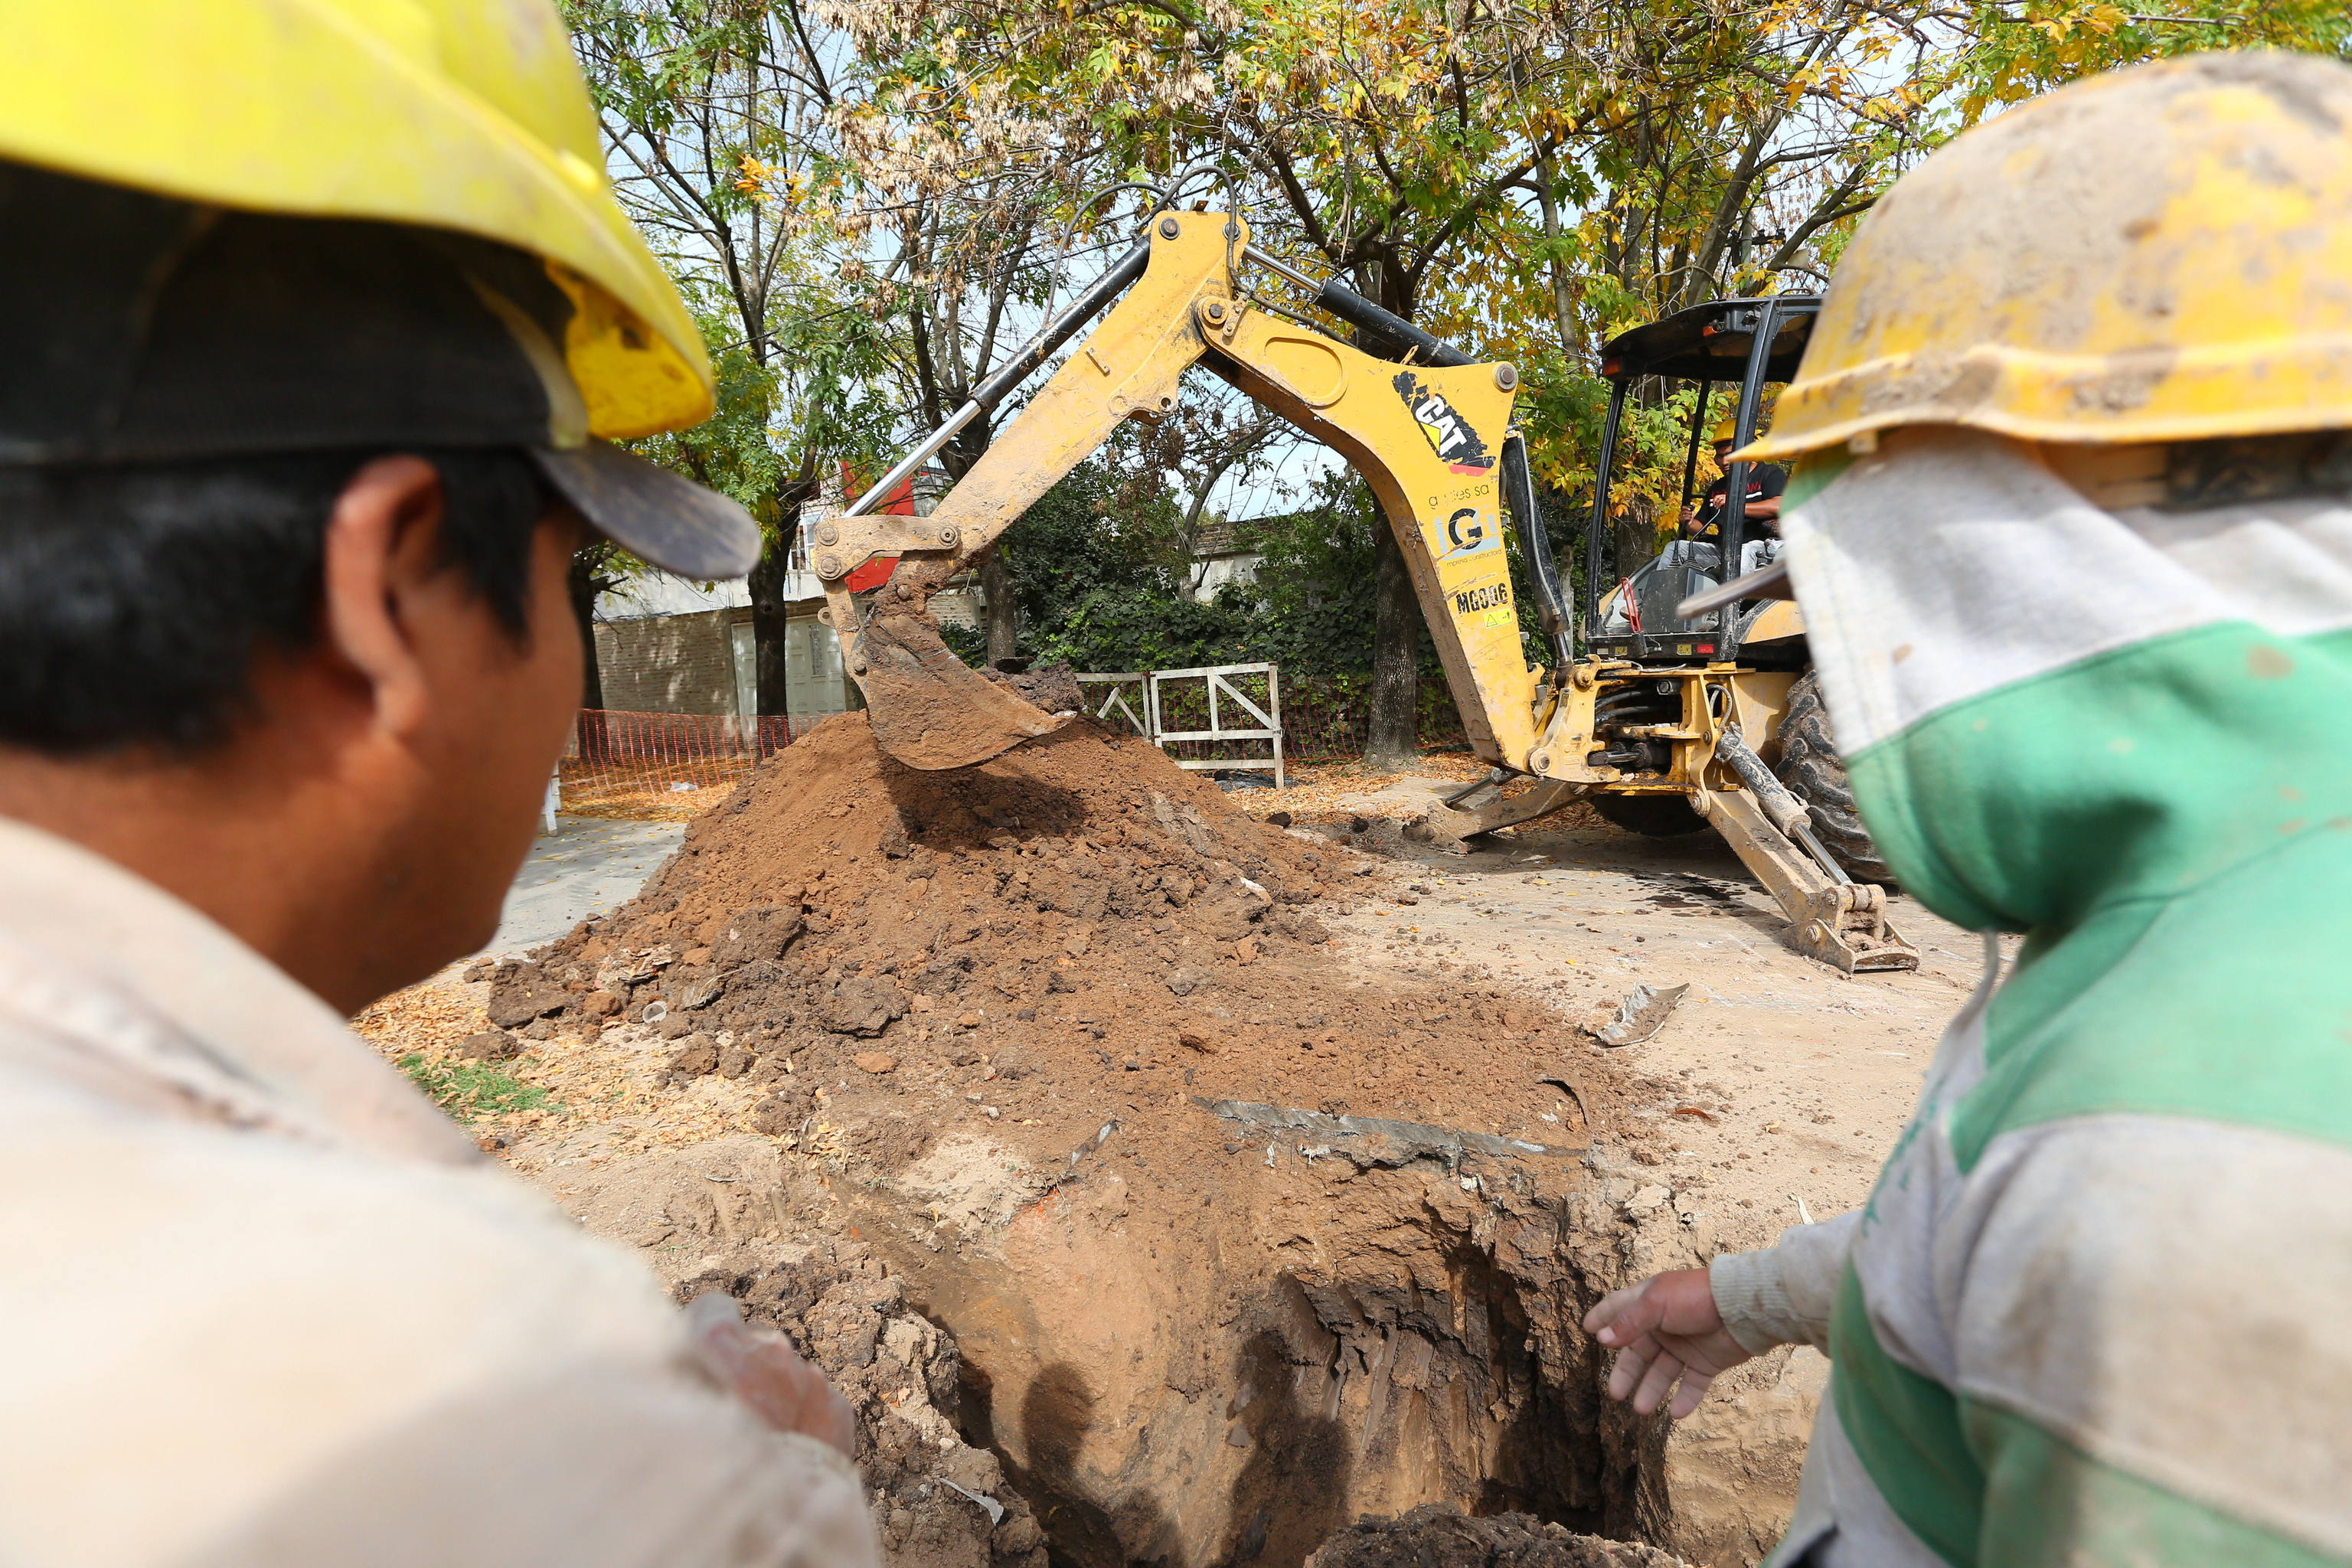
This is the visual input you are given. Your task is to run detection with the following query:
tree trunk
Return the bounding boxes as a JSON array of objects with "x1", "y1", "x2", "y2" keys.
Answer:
[
  {"x1": 748, "y1": 539, "x2": 794, "y2": 723},
  {"x1": 566, "y1": 547, "x2": 609, "y2": 772},
  {"x1": 1613, "y1": 494, "x2": 1663, "y2": 586},
  {"x1": 567, "y1": 550, "x2": 606, "y2": 710},
  {"x1": 1364, "y1": 518, "x2": 1419, "y2": 769},
  {"x1": 981, "y1": 548, "x2": 1018, "y2": 665},
  {"x1": 1362, "y1": 257, "x2": 1423, "y2": 769}
]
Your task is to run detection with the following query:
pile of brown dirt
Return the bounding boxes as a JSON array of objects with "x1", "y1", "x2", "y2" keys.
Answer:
[
  {"x1": 1308, "y1": 1504, "x2": 1688, "y2": 1568},
  {"x1": 484, "y1": 714, "x2": 1701, "y2": 1567},
  {"x1": 493, "y1": 712, "x2": 1612, "y2": 1175}
]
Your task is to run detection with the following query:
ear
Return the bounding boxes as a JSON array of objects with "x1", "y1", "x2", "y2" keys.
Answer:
[{"x1": 318, "y1": 455, "x2": 448, "y2": 740}]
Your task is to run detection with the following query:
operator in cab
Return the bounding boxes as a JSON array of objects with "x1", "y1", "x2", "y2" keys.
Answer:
[{"x1": 1681, "y1": 420, "x2": 1786, "y2": 541}]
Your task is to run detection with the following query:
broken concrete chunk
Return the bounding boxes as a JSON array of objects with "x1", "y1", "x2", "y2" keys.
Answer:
[{"x1": 1592, "y1": 982, "x2": 1691, "y2": 1047}]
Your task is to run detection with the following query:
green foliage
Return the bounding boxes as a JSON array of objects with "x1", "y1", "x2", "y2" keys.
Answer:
[
  {"x1": 560, "y1": 0, "x2": 2352, "y2": 717},
  {"x1": 397, "y1": 1054, "x2": 554, "y2": 1124},
  {"x1": 1956, "y1": 2, "x2": 2350, "y2": 122},
  {"x1": 993, "y1": 468, "x2": 1507, "y2": 678}
]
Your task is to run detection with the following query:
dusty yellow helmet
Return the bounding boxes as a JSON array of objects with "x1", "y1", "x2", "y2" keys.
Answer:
[
  {"x1": 0, "y1": 0, "x2": 710, "y2": 442},
  {"x1": 1746, "y1": 52, "x2": 2352, "y2": 461}
]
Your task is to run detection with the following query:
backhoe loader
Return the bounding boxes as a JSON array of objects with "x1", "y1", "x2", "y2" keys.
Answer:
[{"x1": 810, "y1": 212, "x2": 1914, "y2": 972}]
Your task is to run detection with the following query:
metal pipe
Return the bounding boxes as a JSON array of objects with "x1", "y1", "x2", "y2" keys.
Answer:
[
  {"x1": 843, "y1": 237, "x2": 1155, "y2": 519},
  {"x1": 1243, "y1": 245, "x2": 1567, "y2": 665},
  {"x1": 1714, "y1": 725, "x2": 1808, "y2": 837},
  {"x1": 1243, "y1": 243, "x2": 1321, "y2": 294},
  {"x1": 1792, "y1": 820, "x2": 1854, "y2": 886},
  {"x1": 1440, "y1": 767, "x2": 1513, "y2": 807},
  {"x1": 1717, "y1": 725, "x2": 1851, "y2": 884},
  {"x1": 1680, "y1": 379, "x2": 1710, "y2": 516},
  {"x1": 1719, "y1": 298, "x2": 1782, "y2": 647},
  {"x1": 839, "y1": 400, "x2": 984, "y2": 520},
  {"x1": 1246, "y1": 244, "x2": 1478, "y2": 368}
]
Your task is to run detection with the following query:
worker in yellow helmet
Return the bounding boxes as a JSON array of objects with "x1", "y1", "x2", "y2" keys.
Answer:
[
  {"x1": 1590, "y1": 51, "x2": 2352, "y2": 1566},
  {"x1": 1681, "y1": 416, "x2": 1788, "y2": 541},
  {"x1": 0, "y1": 5, "x2": 876, "y2": 1564}
]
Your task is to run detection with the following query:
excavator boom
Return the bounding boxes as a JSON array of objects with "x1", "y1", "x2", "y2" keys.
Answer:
[
  {"x1": 815, "y1": 211, "x2": 1548, "y2": 774},
  {"x1": 818, "y1": 211, "x2": 1915, "y2": 972}
]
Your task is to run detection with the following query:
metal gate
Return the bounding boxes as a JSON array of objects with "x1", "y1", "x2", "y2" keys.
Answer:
[
  {"x1": 1074, "y1": 671, "x2": 1151, "y2": 737},
  {"x1": 1076, "y1": 663, "x2": 1285, "y2": 786}
]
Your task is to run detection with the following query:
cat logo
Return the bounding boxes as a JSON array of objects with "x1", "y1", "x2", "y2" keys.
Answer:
[{"x1": 1393, "y1": 371, "x2": 1494, "y2": 474}]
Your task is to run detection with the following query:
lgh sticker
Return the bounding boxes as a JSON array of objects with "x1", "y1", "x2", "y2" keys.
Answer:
[{"x1": 1393, "y1": 371, "x2": 1494, "y2": 474}]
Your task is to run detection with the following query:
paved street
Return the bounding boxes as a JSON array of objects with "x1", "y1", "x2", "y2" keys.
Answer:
[{"x1": 482, "y1": 816, "x2": 685, "y2": 956}]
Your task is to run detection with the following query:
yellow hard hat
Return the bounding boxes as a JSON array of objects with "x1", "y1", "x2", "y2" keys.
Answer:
[
  {"x1": 1747, "y1": 52, "x2": 2352, "y2": 461},
  {"x1": 1711, "y1": 420, "x2": 1739, "y2": 444},
  {"x1": 0, "y1": 0, "x2": 710, "y2": 443}
]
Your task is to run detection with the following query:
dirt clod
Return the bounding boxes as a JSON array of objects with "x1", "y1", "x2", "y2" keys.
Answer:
[
  {"x1": 456, "y1": 1028, "x2": 520, "y2": 1062},
  {"x1": 485, "y1": 964, "x2": 568, "y2": 1027},
  {"x1": 1308, "y1": 1506, "x2": 1690, "y2": 1568},
  {"x1": 668, "y1": 1035, "x2": 719, "y2": 1076}
]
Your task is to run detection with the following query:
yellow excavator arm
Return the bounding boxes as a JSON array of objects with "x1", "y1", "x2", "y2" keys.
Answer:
[
  {"x1": 818, "y1": 211, "x2": 1914, "y2": 975},
  {"x1": 814, "y1": 211, "x2": 1545, "y2": 773}
]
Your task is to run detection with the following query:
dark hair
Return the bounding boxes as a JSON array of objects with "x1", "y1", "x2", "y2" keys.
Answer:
[{"x1": 0, "y1": 448, "x2": 550, "y2": 755}]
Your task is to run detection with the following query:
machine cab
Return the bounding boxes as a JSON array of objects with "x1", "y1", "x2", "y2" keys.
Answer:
[{"x1": 1583, "y1": 296, "x2": 1818, "y2": 668}]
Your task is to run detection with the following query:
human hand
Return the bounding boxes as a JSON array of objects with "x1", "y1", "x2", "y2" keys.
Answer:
[
  {"x1": 687, "y1": 1292, "x2": 858, "y2": 1455},
  {"x1": 1581, "y1": 1267, "x2": 1754, "y2": 1419}
]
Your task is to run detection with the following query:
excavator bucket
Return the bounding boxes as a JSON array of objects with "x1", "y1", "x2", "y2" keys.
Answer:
[{"x1": 848, "y1": 594, "x2": 1070, "y2": 771}]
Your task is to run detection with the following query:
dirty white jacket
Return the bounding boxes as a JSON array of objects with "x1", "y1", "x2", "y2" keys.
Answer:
[{"x1": 0, "y1": 817, "x2": 877, "y2": 1568}]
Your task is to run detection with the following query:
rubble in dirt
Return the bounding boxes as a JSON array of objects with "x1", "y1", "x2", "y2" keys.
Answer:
[
  {"x1": 1308, "y1": 1504, "x2": 1688, "y2": 1568},
  {"x1": 557, "y1": 1137, "x2": 1046, "y2": 1568},
  {"x1": 488, "y1": 710, "x2": 1611, "y2": 1174}
]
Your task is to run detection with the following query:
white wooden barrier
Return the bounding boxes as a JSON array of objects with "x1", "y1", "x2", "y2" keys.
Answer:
[
  {"x1": 1076, "y1": 664, "x2": 1285, "y2": 787},
  {"x1": 1147, "y1": 662, "x2": 1285, "y2": 789}
]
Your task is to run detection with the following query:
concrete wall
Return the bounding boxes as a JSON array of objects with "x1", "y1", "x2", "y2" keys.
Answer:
[
  {"x1": 594, "y1": 606, "x2": 745, "y2": 716},
  {"x1": 593, "y1": 607, "x2": 857, "y2": 718}
]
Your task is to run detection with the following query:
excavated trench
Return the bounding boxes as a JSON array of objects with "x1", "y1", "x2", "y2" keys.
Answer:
[
  {"x1": 548, "y1": 1120, "x2": 1698, "y2": 1568},
  {"x1": 860, "y1": 1129, "x2": 1686, "y2": 1566},
  {"x1": 499, "y1": 713, "x2": 1709, "y2": 1566}
]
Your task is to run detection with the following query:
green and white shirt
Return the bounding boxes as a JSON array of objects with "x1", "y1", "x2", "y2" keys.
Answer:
[{"x1": 1710, "y1": 426, "x2": 2352, "y2": 1567}]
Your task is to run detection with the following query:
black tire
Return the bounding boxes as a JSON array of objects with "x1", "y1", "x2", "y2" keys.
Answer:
[
  {"x1": 1590, "y1": 792, "x2": 1707, "y2": 837},
  {"x1": 1773, "y1": 671, "x2": 1897, "y2": 886}
]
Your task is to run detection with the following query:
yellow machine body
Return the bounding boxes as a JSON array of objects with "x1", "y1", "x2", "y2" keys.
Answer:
[{"x1": 822, "y1": 213, "x2": 1914, "y2": 971}]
